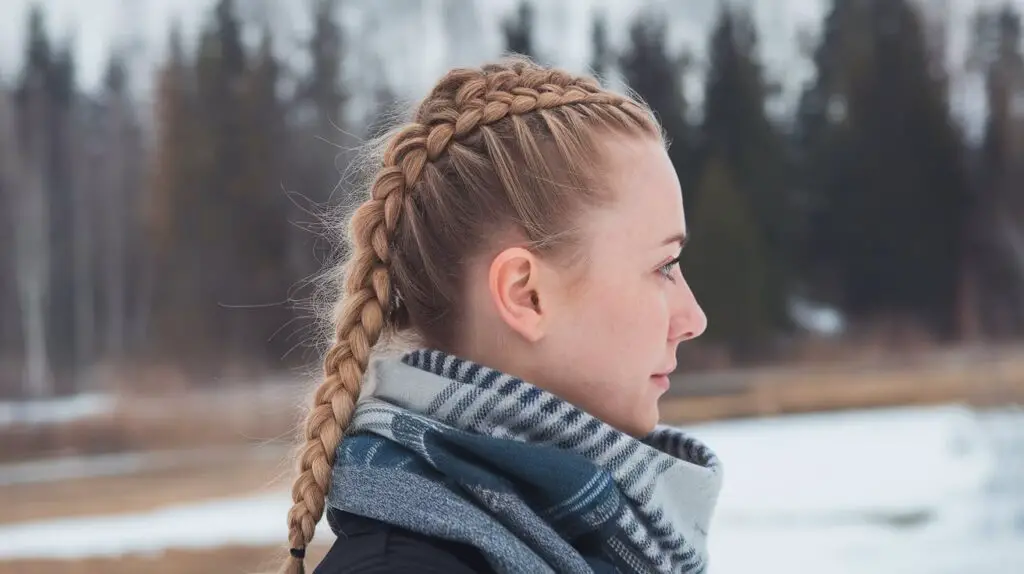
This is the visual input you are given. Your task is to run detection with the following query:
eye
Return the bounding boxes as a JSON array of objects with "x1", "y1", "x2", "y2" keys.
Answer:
[{"x1": 658, "y1": 254, "x2": 682, "y2": 282}]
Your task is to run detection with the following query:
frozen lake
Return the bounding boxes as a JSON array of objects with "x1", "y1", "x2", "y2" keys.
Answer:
[{"x1": 0, "y1": 404, "x2": 1021, "y2": 573}]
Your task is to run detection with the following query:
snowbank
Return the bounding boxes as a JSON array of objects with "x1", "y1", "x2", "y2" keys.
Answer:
[
  {"x1": 695, "y1": 405, "x2": 1017, "y2": 574},
  {"x1": 687, "y1": 405, "x2": 997, "y2": 522},
  {"x1": 0, "y1": 445, "x2": 283, "y2": 487},
  {"x1": 708, "y1": 511, "x2": 1024, "y2": 574},
  {"x1": 0, "y1": 491, "x2": 332, "y2": 560},
  {"x1": 0, "y1": 393, "x2": 115, "y2": 428}
]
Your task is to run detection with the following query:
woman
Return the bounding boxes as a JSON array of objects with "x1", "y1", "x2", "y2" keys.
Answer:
[{"x1": 280, "y1": 57, "x2": 723, "y2": 574}]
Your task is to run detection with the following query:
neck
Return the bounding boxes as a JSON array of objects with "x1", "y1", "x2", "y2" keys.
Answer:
[{"x1": 450, "y1": 329, "x2": 546, "y2": 393}]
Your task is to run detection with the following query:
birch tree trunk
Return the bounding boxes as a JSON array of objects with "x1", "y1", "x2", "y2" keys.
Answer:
[
  {"x1": 0, "y1": 89, "x2": 53, "y2": 398},
  {"x1": 71, "y1": 106, "x2": 97, "y2": 377},
  {"x1": 102, "y1": 97, "x2": 128, "y2": 359}
]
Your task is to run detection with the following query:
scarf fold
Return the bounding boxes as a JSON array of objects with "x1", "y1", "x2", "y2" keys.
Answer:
[{"x1": 327, "y1": 349, "x2": 723, "y2": 574}]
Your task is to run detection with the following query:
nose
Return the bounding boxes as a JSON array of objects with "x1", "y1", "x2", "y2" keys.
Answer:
[{"x1": 668, "y1": 276, "x2": 707, "y2": 344}]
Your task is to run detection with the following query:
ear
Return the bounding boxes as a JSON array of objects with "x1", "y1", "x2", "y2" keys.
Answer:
[{"x1": 488, "y1": 247, "x2": 546, "y2": 343}]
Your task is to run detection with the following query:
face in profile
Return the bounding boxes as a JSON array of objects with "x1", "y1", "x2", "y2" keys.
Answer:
[
  {"x1": 530, "y1": 135, "x2": 707, "y2": 437},
  {"x1": 463, "y1": 134, "x2": 706, "y2": 437}
]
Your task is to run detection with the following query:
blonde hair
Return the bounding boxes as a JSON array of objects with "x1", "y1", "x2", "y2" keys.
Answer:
[{"x1": 281, "y1": 57, "x2": 661, "y2": 573}]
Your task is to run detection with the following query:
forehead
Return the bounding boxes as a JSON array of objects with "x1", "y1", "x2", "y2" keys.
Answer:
[{"x1": 584, "y1": 136, "x2": 686, "y2": 244}]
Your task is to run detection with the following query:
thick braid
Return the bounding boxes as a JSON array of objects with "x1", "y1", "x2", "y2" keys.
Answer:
[
  {"x1": 415, "y1": 67, "x2": 653, "y2": 139},
  {"x1": 279, "y1": 123, "x2": 428, "y2": 574},
  {"x1": 280, "y1": 61, "x2": 654, "y2": 573}
]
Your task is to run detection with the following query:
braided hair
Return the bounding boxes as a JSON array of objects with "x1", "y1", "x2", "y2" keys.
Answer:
[{"x1": 280, "y1": 57, "x2": 661, "y2": 574}]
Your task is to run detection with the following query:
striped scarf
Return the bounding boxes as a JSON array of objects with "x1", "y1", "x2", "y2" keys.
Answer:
[{"x1": 327, "y1": 349, "x2": 723, "y2": 574}]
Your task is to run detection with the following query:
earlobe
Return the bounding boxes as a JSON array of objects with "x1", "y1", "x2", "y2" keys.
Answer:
[{"x1": 488, "y1": 247, "x2": 545, "y2": 343}]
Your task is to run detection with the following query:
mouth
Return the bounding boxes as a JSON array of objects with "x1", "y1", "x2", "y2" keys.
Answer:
[
  {"x1": 652, "y1": 364, "x2": 677, "y2": 379},
  {"x1": 650, "y1": 370, "x2": 673, "y2": 391}
]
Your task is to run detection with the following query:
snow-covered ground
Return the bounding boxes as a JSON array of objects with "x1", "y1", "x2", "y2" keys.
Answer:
[
  {"x1": 703, "y1": 406, "x2": 1024, "y2": 574},
  {"x1": 0, "y1": 404, "x2": 1022, "y2": 573},
  {"x1": 0, "y1": 491, "x2": 327, "y2": 559},
  {"x1": 0, "y1": 393, "x2": 114, "y2": 428},
  {"x1": 0, "y1": 445, "x2": 287, "y2": 488},
  {"x1": 702, "y1": 405, "x2": 997, "y2": 520}
]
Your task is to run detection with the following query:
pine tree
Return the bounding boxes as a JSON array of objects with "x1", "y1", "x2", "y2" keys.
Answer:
[
  {"x1": 798, "y1": 0, "x2": 971, "y2": 338},
  {"x1": 45, "y1": 39, "x2": 77, "y2": 381},
  {"x1": 148, "y1": 23, "x2": 190, "y2": 258},
  {"x1": 149, "y1": 0, "x2": 264, "y2": 362},
  {"x1": 619, "y1": 9, "x2": 695, "y2": 205},
  {"x1": 589, "y1": 12, "x2": 611, "y2": 83},
  {"x1": 191, "y1": 0, "x2": 256, "y2": 357},
  {"x1": 11, "y1": 4, "x2": 71, "y2": 394},
  {"x1": 0, "y1": 94, "x2": 16, "y2": 359},
  {"x1": 148, "y1": 22, "x2": 207, "y2": 355},
  {"x1": 286, "y1": 0, "x2": 350, "y2": 281},
  {"x1": 305, "y1": 0, "x2": 347, "y2": 132},
  {"x1": 95, "y1": 49, "x2": 143, "y2": 360},
  {"x1": 683, "y1": 157, "x2": 771, "y2": 353},
  {"x1": 239, "y1": 28, "x2": 292, "y2": 362},
  {"x1": 15, "y1": 6, "x2": 56, "y2": 391},
  {"x1": 794, "y1": 0, "x2": 866, "y2": 304},
  {"x1": 297, "y1": 0, "x2": 349, "y2": 205},
  {"x1": 503, "y1": 1, "x2": 538, "y2": 60},
  {"x1": 965, "y1": 4, "x2": 1024, "y2": 337},
  {"x1": 699, "y1": 6, "x2": 793, "y2": 332}
]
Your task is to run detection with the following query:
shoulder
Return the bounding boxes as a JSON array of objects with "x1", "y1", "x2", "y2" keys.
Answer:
[{"x1": 313, "y1": 508, "x2": 493, "y2": 574}]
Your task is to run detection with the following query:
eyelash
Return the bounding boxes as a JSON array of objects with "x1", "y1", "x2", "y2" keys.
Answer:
[{"x1": 658, "y1": 254, "x2": 683, "y2": 282}]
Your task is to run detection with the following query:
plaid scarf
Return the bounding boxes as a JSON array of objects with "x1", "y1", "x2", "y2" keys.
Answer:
[{"x1": 327, "y1": 349, "x2": 723, "y2": 574}]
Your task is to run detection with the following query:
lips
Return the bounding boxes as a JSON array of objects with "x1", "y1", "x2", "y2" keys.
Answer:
[{"x1": 652, "y1": 365, "x2": 677, "y2": 378}]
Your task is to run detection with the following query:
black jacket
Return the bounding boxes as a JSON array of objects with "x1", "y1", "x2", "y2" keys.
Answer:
[{"x1": 313, "y1": 507, "x2": 495, "y2": 573}]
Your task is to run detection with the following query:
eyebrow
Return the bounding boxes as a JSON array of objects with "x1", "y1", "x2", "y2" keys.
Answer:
[{"x1": 662, "y1": 232, "x2": 688, "y2": 249}]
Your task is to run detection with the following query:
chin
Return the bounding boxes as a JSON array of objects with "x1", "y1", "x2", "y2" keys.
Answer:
[{"x1": 620, "y1": 409, "x2": 659, "y2": 438}]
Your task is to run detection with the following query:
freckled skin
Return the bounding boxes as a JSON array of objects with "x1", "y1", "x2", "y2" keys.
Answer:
[{"x1": 463, "y1": 136, "x2": 708, "y2": 437}]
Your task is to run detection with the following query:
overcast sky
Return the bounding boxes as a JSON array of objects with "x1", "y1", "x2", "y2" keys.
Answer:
[
  {"x1": 2, "y1": 0, "x2": 821, "y2": 93},
  {"x1": 2, "y1": 0, "x2": 1019, "y2": 137}
]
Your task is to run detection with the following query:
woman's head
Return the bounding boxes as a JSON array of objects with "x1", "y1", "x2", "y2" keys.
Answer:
[{"x1": 282, "y1": 57, "x2": 706, "y2": 572}]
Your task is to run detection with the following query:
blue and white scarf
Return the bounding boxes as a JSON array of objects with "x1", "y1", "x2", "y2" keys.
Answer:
[{"x1": 327, "y1": 349, "x2": 723, "y2": 573}]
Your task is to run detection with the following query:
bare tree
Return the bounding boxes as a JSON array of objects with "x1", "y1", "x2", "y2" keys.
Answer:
[
  {"x1": 0, "y1": 88, "x2": 19, "y2": 374},
  {"x1": 101, "y1": 70, "x2": 130, "y2": 359},
  {"x1": 70, "y1": 103, "x2": 98, "y2": 373},
  {"x1": 965, "y1": 5, "x2": 1024, "y2": 338},
  {"x1": 0, "y1": 89, "x2": 53, "y2": 398}
]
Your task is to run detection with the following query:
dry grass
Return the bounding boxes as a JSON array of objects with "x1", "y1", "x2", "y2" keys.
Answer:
[
  {"x1": 6, "y1": 344, "x2": 1024, "y2": 462},
  {"x1": 662, "y1": 344, "x2": 1024, "y2": 423},
  {"x1": 0, "y1": 384, "x2": 302, "y2": 463},
  {"x1": 0, "y1": 449, "x2": 290, "y2": 525},
  {"x1": 0, "y1": 544, "x2": 330, "y2": 574}
]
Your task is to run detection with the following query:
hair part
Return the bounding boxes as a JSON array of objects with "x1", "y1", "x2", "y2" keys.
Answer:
[{"x1": 280, "y1": 56, "x2": 661, "y2": 573}]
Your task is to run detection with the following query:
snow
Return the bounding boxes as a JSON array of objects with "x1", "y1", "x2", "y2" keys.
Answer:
[
  {"x1": 0, "y1": 404, "x2": 1020, "y2": 573},
  {"x1": 0, "y1": 445, "x2": 286, "y2": 487},
  {"x1": 0, "y1": 492, "x2": 332, "y2": 559},
  {"x1": 789, "y1": 296, "x2": 846, "y2": 336},
  {"x1": 698, "y1": 405, "x2": 1024, "y2": 574},
  {"x1": 0, "y1": 393, "x2": 115, "y2": 428},
  {"x1": 696, "y1": 405, "x2": 996, "y2": 520},
  {"x1": 709, "y1": 513, "x2": 1024, "y2": 574}
]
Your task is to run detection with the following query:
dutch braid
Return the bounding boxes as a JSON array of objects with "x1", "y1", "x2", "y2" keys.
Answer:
[{"x1": 280, "y1": 59, "x2": 656, "y2": 574}]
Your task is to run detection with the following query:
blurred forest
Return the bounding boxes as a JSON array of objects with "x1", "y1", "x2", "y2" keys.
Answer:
[{"x1": 3, "y1": 0, "x2": 1024, "y2": 399}]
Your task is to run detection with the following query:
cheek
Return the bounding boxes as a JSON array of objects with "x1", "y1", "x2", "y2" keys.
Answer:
[{"x1": 573, "y1": 277, "x2": 669, "y2": 358}]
